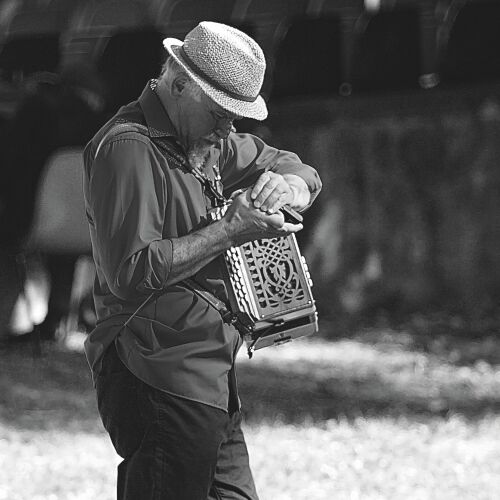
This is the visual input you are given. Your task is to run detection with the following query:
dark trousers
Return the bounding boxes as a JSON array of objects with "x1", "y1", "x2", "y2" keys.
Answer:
[{"x1": 96, "y1": 344, "x2": 259, "y2": 500}]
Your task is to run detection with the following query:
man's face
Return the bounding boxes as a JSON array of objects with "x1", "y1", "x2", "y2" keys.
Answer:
[{"x1": 184, "y1": 91, "x2": 240, "y2": 170}]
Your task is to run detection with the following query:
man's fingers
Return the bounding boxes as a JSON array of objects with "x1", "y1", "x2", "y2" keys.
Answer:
[
  {"x1": 263, "y1": 210, "x2": 285, "y2": 228},
  {"x1": 251, "y1": 171, "x2": 292, "y2": 208},
  {"x1": 266, "y1": 212, "x2": 303, "y2": 233},
  {"x1": 252, "y1": 178, "x2": 292, "y2": 212},
  {"x1": 250, "y1": 172, "x2": 271, "y2": 200},
  {"x1": 280, "y1": 222, "x2": 303, "y2": 233},
  {"x1": 267, "y1": 193, "x2": 287, "y2": 214},
  {"x1": 229, "y1": 188, "x2": 247, "y2": 200},
  {"x1": 253, "y1": 183, "x2": 281, "y2": 208}
]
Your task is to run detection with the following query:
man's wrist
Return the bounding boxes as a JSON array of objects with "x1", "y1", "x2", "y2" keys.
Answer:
[
  {"x1": 215, "y1": 218, "x2": 236, "y2": 248},
  {"x1": 283, "y1": 175, "x2": 311, "y2": 211}
]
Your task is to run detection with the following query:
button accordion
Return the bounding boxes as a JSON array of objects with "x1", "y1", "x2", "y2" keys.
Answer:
[{"x1": 213, "y1": 204, "x2": 318, "y2": 356}]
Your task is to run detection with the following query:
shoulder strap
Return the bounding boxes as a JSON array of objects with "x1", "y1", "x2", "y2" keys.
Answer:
[
  {"x1": 183, "y1": 278, "x2": 236, "y2": 324},
  {"x1": 95, "y1": 118, "x2": 227, "y2": 207},
  {"x1": 94, "y1": 120, "x2": 150, "y2": 160},
  {"x1": 182, "y1": 278, "x2": 252, "y2": 336}
]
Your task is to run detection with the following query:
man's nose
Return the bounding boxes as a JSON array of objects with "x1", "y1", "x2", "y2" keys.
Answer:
[{"x1": 215, "y1": 120, "x2": 236, "y2": 138}]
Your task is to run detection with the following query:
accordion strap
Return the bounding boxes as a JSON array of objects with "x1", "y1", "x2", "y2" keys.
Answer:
[
  {"x1": 183, "y1": 278, "x2": 268, "y2": 358},
  {"x1": 182, "y1": 278, "x2": 239, "y2": 326}
]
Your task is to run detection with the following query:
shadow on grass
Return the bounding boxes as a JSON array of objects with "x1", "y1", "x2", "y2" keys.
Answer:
[
  {"x1": 0, "y1": 343, "x2": 100, "y2": 433},
  {"x1": 2, "y1": 333, "x2": 500, "y2": 431},
  {"x1": 237, "y1": 363, "x2": 500, "y2": 424},
  {"x1": 345, "y1": 315, "x2": 500, "y2": 368}
]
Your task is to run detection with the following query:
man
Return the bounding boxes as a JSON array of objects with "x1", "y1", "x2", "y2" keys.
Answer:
[{"x1": 83, "y1": 21, "x2": 321, "y2": 499}]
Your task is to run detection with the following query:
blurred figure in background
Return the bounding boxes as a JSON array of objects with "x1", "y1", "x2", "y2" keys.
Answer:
[{"x1": 0, "y1": 61, "x2": 106, "y2": 342}]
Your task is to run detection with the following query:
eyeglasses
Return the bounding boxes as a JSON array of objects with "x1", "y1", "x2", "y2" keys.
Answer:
[{"x1": 209, "y1": 108, "x2": 241, "y2": 124}]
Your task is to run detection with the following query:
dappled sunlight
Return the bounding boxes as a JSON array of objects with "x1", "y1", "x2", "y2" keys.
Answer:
[
  {"x1": 3, "y1": 331, "x2": 500, "y2": 431},
  {"x1": 245, "y1": 416, "x2": 500, "y2": 500},
  {"x1": 0, "y1": 428, "x2": 118, "y2": 500},
  {"x1": 2, "y1": 331, "x2": 500, "y2": 498},
  {"x1": 0, "y1": 344, "x2": 99, "y2": 432},
  {"x1": 237, "y1": 335, "x2": 500, "y2": 422}
]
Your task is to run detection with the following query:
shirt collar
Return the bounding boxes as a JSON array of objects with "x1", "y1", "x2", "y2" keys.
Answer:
[{"x1": 138, "y1": 79, "x2": 178, "y2": 139}]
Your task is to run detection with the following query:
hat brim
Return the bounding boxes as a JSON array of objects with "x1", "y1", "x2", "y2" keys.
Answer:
[{"x1": 163, "y1": 37, "x2": 268, "y2": 121}]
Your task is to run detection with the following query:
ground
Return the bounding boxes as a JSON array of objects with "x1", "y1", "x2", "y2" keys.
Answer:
[{"x1": 1, "y1": 323, "x2": 500, "y2": 499}]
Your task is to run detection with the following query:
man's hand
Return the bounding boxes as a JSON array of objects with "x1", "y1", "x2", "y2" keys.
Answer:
[
  {"x1": 250, "y1": 171, "x2": 294, "y2": 214},
  {"x1": 223, "y1": 190, "x2": 303, "y2": 246}
]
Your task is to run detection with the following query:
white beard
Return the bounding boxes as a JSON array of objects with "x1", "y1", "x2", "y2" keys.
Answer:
[
  {"x1": 187, "y1": 144, "x2": 211, "y2": 170},
  {"x1": 186, "y1": 134, "x2": 220, "y2": 170}
]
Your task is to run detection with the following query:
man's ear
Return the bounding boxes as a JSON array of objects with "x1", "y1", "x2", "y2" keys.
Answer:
[{"x1": 171, "y1": 74, "x2": 190, "y2": 97}]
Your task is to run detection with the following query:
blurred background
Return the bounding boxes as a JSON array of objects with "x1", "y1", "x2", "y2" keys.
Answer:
[
  {"x1": 1, "y1": 0, "x2": 499, "y2": 341},
  {"x1": 2, "y1": 1, "x2": 500, "y2": 499}
]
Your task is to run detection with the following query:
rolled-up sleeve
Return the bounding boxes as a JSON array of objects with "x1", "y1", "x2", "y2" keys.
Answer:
[
  {"x1": 220, "y1": 133, "x2": 322, "y2": 206},
  {"x1": 87, "y1": 134, "x2": 172, "y2": 300}
]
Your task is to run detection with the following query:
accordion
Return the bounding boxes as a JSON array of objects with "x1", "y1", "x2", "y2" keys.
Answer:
[{"x1": 220, "y1": 228, "x2": 318, "y2": 356}]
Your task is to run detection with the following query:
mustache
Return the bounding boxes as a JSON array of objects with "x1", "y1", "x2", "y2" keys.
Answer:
[
  {"x1": 208, "y1": 124, "x2": 237, "y2": 143},
  {"x1": 195, "y1": 134, "x2": 222, "y2": 150},
  {"x1": 205, "y1": 132, "x2": 222, "y2": 144}
]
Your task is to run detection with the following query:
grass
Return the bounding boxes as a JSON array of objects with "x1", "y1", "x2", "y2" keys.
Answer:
[{"x1": 1, "y1": 325, "x2": 500, "y2": 499}]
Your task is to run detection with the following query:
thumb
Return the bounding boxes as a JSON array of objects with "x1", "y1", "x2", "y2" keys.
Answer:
[
  {"x1": 229, "y1": 188, "x2": 246, "y2": 200},
  {"x1": 281, "y1": 222, "x2": 303, "y2": 233}
]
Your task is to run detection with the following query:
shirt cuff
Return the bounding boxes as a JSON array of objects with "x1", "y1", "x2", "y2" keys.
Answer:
[{"x1": 138, "y1": 238, "x2": 174, "y2": 293}]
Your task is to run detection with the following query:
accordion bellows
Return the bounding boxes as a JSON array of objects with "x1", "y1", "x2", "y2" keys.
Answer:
[{"x1": 221, "y1": 233, "x2": 318, "y2": 353}]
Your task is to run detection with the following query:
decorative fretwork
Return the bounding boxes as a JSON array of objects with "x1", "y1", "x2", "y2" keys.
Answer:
[
  {"x1": 244, "y1": 238, "x2": 305, "y2": 309},
  {"x1": 209, "y1": 202, "x2": 317, "y2": 352},
  {"x1": 224, "y1": 234, "x2": 312, "y2": 320}
]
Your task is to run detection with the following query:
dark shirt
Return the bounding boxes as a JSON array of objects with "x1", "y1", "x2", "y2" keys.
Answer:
[{"x1": 83, "y1": 81, "x2": 322, "y2": 411}]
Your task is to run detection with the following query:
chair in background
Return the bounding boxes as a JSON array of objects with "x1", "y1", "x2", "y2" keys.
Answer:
[
  {"x1": 27, "y1": 148, "x2": 91, "y2": 255},
  {"x1": 20, "y1": 148, "x2": 94, "y2": 350}
]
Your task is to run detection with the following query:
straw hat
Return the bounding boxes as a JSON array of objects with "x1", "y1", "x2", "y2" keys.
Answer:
[{"x1": 163, "y1": 21, "x2": 268, "y2": 120}]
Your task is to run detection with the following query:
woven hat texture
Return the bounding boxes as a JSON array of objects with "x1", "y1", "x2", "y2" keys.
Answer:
[{"x1": 163, "y1": 21, "x2": 268, "y2": 120}]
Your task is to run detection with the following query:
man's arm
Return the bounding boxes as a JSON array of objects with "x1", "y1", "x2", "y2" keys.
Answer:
[
  {"x1": 165, "y1": 190, "x2": 302, "y2": 286},
  {"x1": 220, "y1": 132, "x2": 322, "y2": 212},
  {"x1": 87, "y1": 136, "x2": 302, "y2": 299}
]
